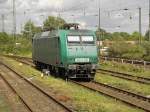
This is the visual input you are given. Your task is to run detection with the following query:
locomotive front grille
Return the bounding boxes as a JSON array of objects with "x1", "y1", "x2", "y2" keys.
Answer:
[
  {"x1": 68, "y1": 64, "x2": 97, "y2": 79},
  {"x1": 76, "y1": 74, "x2": 89, "y2": 78}
]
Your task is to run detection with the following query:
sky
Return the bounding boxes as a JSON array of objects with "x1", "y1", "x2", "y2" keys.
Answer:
[{"x1": 0, "y1": 0, "x2": 149, "y2": 34}]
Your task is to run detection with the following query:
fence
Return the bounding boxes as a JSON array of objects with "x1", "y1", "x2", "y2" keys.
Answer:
[{"x1": 101, "y1": 57, "x2": 150, "y2": 68}]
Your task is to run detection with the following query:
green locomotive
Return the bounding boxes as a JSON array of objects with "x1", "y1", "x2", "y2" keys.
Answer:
[{"x1": 32, "y1": 24, "x2": 98, "y2": 80}]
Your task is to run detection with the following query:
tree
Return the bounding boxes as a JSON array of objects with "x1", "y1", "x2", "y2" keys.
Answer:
[
  {"x1": 0, "y1": 32, "x2": 9, "y2": 44},
  {"x1": 108, "y1": 42, "x2": 129, "y2": 57},
  {"x1": 119, "y1": 32, "x2": 131, "y2": 40},
  {"x1": 111, "y1": 32, "x2": 124, "y2": 40},
  {"x1": 96, "y1": 28, "x2": 112, "y2": 41},
  {"x1": 142, "y1": 42, "x2": 150, "y2": 60},
  {"x1": 23, "y1": 20, "x2": 42, "y2": 38},
  {"x1": 122, "y1": 45, "x2": 146, "y2": 60},
  {"x1": 0, "y1": 32, "x2": 15, "y2": 54},
  {"x1": 145, "y1": 30, "x2": 150, "y2": 41},
  {"x1": 130, "y1": 31, "x2": 144, "y2": 41},
  {"x1": 43, "y1": 16, "x2": 66, "y2": 30},
  {"x1": 111, "y1": 32, "x2": 133, "y2": 41},
  {"x1": 108, "y1": 42, "x2": 146, "y2": 60}
]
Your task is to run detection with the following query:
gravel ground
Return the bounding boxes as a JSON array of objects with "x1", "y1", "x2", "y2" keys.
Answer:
[
  {"x1": 0, "y1": 65, "x2": 29, "y2": 112},
  {"x1": 0, "y1": 65, "x2": 69, "y2": 112}
]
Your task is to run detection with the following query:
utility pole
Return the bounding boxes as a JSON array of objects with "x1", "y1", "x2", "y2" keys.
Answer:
[
  {"x1": 29, "y1": 19, "x2": 32, "y2": 39},
  {"x1": 83, "y1": 8, "x2": 86, "y2": 16},
  {"x1": 40, "y1": 14, "x2": 44, "y2": 30},
  {"x1": 148, "y1": 0, "x2": 150, "y2": 41},
  {"x1": 13, "y1": 0, "x2": 16, "y2": 40},
  {"x1": 1, "y1": 14, "x2": 5, "y2": 32},
  {"x1": 57, "y1": 8, "x2": 61, "y2": 30},
  {"x1": 98, "y1": 7, "x2": 101, "y2": 30},
  {"x1": 98, "y1": 0, "x2": 101, "y2": 42},
  {"x1": 98, "y1": 0, "x2": 101, "y2": 55},
  {"x1": 98, "y1": 0, "x2": 100, "y2": 30},
  {"x1": 139, "y1": 7, "x2": 142, "y2": 44}
]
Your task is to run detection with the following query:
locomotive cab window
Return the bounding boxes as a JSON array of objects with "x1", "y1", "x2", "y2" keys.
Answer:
[
  {"x1": 67, "y1": 36, "x2": 80, "y2": 44},
  {"x1": 81, "y1": 36, "x2": 94, "y2": 44}
]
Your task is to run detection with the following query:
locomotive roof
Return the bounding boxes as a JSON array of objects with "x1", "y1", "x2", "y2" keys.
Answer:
[{"x1": 33, "y1": 29, "x2": 94, "y2": 39}]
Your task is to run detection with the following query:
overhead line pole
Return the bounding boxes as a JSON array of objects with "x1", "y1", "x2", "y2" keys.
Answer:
[
  {"x1": 1, "y1": 14, "x2": 5, "y2": 32},
  {"x1": 99, "y1": 8, "x2": 101, "y2": 30},
  {"x1": 98, "y1": 0, "x2": 101, "y2": 42},
  {"x1": 29, "y1": 19, "x2": 32, "y2": 39},
  {"x1": 148, "y1": 0, "x2": 150, "y2": 41},
  {"x1": 13, "y1": 0, "x2": 16, "y2": 40},
  {"x1": 98, "y1": 0, "x2": 101, "y2": 30},
  {"x1": 98, "y1": 0, "x2": 101, "y2": 56},
  {"x1": 139, "y1": 7, "x2": 142, "y2": 44}
]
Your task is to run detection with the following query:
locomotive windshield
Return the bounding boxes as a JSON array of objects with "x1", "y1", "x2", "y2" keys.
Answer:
[
  {"x1": 67, "y1": 35, "x2": 95, "y2": 45},
  {"x1": 67, "y1": 36, "x2": 80, "y2": 43},
  {"x1": 81, "y1": 36, "x2": 94, "y2": 44}
]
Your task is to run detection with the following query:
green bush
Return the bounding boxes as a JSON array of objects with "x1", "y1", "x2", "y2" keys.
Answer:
[
  {"x1": 122, "y1": 45, "x2": 146, "y2": 60},
  {"x1": 0, "y1": 33, "x2": 32, "y2": 56},
  {"x1": 108, "y1": 42, "x2": 129, "y2": 57},
  {"x1": 108, "y1": 42, "x2": 146, "y2": 60},
  {"x1": 142, "y1": 42, "x2": 150, "y2": 61}
]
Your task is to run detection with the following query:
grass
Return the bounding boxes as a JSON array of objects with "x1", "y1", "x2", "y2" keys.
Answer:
[
  {"x1": 16, "y1": 53, "x2": 32, "y2": 58},
  {"x1": 1, "y1": 56, "x2": 145, "y2": 112},
  {"x1": 95, "y1": 73, "x2": 150, "y2": 96},
  {"x1": 0, "y1": 94, "x2": 11, "y2": 112},
  {"x1": 1, "y1": 52, "x2": 32, "y2": 58},
  {"x1": 100, "y1": 61, "x2": 150, "y2": 78}
]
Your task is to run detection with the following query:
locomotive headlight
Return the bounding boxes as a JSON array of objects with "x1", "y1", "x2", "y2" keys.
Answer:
[{"x1": 68, "y1": 65, "x2": 76, "y2": 70}]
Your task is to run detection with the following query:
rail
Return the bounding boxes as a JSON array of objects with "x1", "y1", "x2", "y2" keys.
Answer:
[
  {"x1": 70, "y1": 80, "x2": 150, "y2": 112},
  {"x1": 0, "y1": 61, "x2": 73, "y2": 112},
  {"x1": 98, "y1": 69, "x2": 150, "y2": 85}
]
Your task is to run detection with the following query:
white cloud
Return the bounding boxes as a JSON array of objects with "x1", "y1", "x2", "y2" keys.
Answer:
[
  {"x1": 38, "y1": 0, "x2": 64, "y2": 9},
  {"x1": 0, "y1": 0, "x2": 149, "y2": 34},
  {"x1": 0, "y1": 0, "x2": 8, "y2": 4},
  {"x1": 78, "y1": 21, "x2": 87, "y2": 29},
  {"x1": 113, "y1": 13, "x2": 124, "y2": 19}
]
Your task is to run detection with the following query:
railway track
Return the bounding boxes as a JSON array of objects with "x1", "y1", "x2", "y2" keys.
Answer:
[
  {"x1": 3, "y1": 55, "x2": 35, "y2": 67},
  {"x1": 71, "y1": 80, "x2": 150, "y2": 112},
  {"x1": 0, "y1": 72, "x2": 33, "y2": 112},
  {"x1": 0, "y1": 62, "x2": 73, "y2": 112},
  {"x1": 2, "y1": 54, "x2": 32, "y2": 62},
  {"x1": 3, "y1": 55, "x2": 150, "y2": 111},
  {"x1": 98, "y1": 69, "x2": 150, "y2": 85},
  {"x1": 5, "y1": 55, "x2": 150, "y2": 84},
  {"x1": 8, "y1": 55, "x2": 150, "y2": 84},
  {"x1": 0, "y1": 70, "x2": 32, "y2": 112}
]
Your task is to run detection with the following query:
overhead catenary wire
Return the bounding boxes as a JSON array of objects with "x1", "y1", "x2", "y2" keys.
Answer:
[{"x1": 0, "y1": 0, "x2": 150, "y2": 34}]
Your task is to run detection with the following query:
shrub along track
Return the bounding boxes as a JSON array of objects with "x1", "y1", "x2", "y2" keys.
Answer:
[
  {"x1": 4, "y1": 55, "x2": 150, "y2": 112},
  {"x1": 0, "y1": 61, "x2": 73, "y2": 112},
  {"x1": 97, "y1": 69, "x2": 150, "y2": 85}
]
